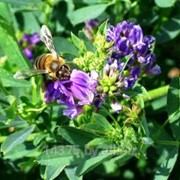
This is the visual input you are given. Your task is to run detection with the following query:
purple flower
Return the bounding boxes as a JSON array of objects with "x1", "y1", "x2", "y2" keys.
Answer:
[
  {"x1": 107, "y1": 21, "x2": 144, "y2": 57},
  {"x1": 45, "y1": 70, "x2": 98, "y2": 119},
  {"x1": 22, "y1": 33, "x2": 41, "y2": 45},
  {"x1": 23, "y1": 49, "x2": 33, "y2": 60},
  {"x1": 19, "y1": 33, "x2": 40, "y2": 61},
  {"x1": 30, "y1": 33, "x2": 41, "y2": 44},
  {"x1": 106, "y1": 21, "x2": 161, "y2": 89}
]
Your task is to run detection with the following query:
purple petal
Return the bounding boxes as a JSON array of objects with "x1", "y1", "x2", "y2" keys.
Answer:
[
  {"x1": 63, "y1": 106, "x2": 83, "y2": 119},
  {"x1": 23, "y1": 49, "x2": 33, "y2": 60},
  {"x1": 148, "y1": 64, "x2": 161, "y2": 75}
]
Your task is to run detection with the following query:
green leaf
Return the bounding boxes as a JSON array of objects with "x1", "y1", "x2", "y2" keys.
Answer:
[
  {"x1": 154, "y1": 147, "x2": 178, "y2": 180},
  {"x1": 151, "y1": 96, "x2": 167, "y2": 110},
  {"x1": 0, "y1": 2, "x2": 18, "y2": 30},
  {"x1": 78, "y1": 31, "x2": 95, "y2": 52},
  {"x1": 0, "y1": 116, "x2": 26, "y2": 129},
  {"x1": 110, "y1": 154, "x2": 132, "y2": 166},
  {"x1": 140, "y1": 115, "x2": 150, "y2": 137},
  {"x1": 21, "y1": 12, "x2": 40, "y2": 33},
  {"x1": 65, "y1": 166, "x2": 83, "y2": 180},
  {"x1": 33, "y1": 134, "x2": 47, "y2": 146},
  {"x1": 167, "y1": 78, "x2": 180, "y2": 115},
  {"x1": 123, "y1": 84, "x2": 148, "y2": 97},
  {"x1": 18, "y1": 158, "x2": 34, "y2": 174},
  {"x1": 157, "y1": 15, "x2": 180, "y2": 43},
  {"x1": 167, "y1": 78, "x2": 180, "y2": 140},
  {"x1": 82, "y1": 0, "x2": 112, "y2": 4},
  {"x1": 97, "y1": 19, "x2": 108, "y2": 35},
  {"x1": 154, "y1": 0, "x2": 177, "y2": 8},
  {"x1": 76, "y1": 151, "x2": 113, "y2": 176},
  {"x1": 81, "y1": 123, "x2": 107, "y2": 133},
  {"x1": 0, "y1": 15, "x2": 29, "y2": 69},
  {"x1": 18, "y1": 159, "x2": 35, "y2": 174},
  {"x1": 92, "y1": 113, "x2": 114, "y2": 130},
  {"x1": 1, "y1": 95, "x2": 17, "y2": 119},
  {"x1": 3, "y1": 143, "x2": 39, "y2": 160},
  {"x1": 100, "y1": 160, "x2": 119, "y2": 175},
  {"x1": 45, "y1": 165, "x2": 65, "y2": 180},
  {"x1": 38, "y1": 146, "x2": 85, "y2": 166},
  {"x1": 59, "y1": 126, "x2": 98, "y2": 146},
  {"x1": 1, "y1": 125, "x2": 34, "y2": 154},
  {"x1": 68, "y1": 4, "x2": 109, "y2": 25},
  {"x1": 87, "y1": 138, "x2": 112, "y2": 148},
  {"x1": 53, "y1": 36, "x2": 78, "y2": 56},
  {"x1": 0, "y1": 0, "x2": 43, "y2": 6},
  {"x1": 71, "y1": 32, "x2": 86, "y2": 52}
]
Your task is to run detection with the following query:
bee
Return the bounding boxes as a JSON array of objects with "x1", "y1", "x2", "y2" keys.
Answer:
[{"x1": 14, "y1": 25, "x2": 71, "y2": 80}]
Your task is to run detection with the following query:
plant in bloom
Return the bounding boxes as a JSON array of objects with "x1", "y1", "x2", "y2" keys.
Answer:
[
  {"x1": 106, "y1": 20, "x2": 161, "y2": 89},
  {"x1": 19, "y1": 33, "x2": 41, "y2": 61},
  {"x1": 45, "y1": 69, "x2": 98, "y2": 119},
  {"x1": 44, "y1": 20, "x2": 161, "y2": 119}
]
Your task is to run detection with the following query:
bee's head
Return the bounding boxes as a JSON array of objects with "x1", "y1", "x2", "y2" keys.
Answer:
[{"x1": 56, "y1": 64, "x2": 71, "y2": 80}]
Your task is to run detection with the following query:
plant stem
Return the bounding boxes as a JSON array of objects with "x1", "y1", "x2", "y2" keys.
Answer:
[
  {"x1": 0, "y1": 80, "x2": 9, "y2": 95},
  {"x1": 143, "y1": 85, "x2": 169, "y2": 102},
  {"x1": 101, "y1": 106, "x2": 119, "y2": 126},
  {"x1": 155, "y1": 140, "x2": 180, "y2": 147}
]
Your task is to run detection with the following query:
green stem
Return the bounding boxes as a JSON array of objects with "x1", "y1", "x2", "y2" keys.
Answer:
[
  {"x1": 0, "y1": 79, "x2": 9, "y2": 96},
  {"x1": 101, "y1": 106, "x2": 118, "y2": 126},
  {"x1": 143, "y1": 85, "x2": 169, "y2": 102},
  {"x1": 26, "y1": 104, "x2": 47, "y2": 112},
  {"x1": 155, "y1": 140, "x2": 180, "y2": 147}
]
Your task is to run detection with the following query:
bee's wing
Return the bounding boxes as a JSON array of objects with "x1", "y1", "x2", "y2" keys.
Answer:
[
  {"x1": 40, "y1": 25, "x2": 58, "y2": 57},
  {"x1": 13, "y1": 69, "x2": 48, "y2": 79}
]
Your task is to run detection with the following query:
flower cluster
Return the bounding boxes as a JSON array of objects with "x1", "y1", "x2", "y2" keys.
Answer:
[
  {"x1": 44, "y1": 20, "x2": 161, "y2": 118},
  {"x1": 106, "y1": 21, "x2": 161, "y2": 88},
  {"x1": 19, "y1": 33, "x2": 40, "y2": 61},
  {"x1": 45, "y1": 70, "x2": 98, "y2": 119}
]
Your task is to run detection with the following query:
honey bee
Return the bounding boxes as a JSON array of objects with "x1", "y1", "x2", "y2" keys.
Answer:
[{"x1": 14, "y1": 25, "x2": 71, "y2": 80}]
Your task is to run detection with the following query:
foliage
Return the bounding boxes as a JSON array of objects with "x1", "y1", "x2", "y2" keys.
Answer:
[{"x1": 0, "y1": 0, "x2": 180, "y2": 180}]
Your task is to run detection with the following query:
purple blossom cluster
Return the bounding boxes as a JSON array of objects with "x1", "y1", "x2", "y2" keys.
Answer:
[
  {"x1": 106, "y1": 21, "x2": 161, "y2": 88},
  {"x1": 44, "y1": 21, "x2": 161, "y2": 118},
  {"x1": 45, "y1": 70, "x2": 98, "y2": 119},
  {"x1": 19, "y1": 33, "x2": 40, "y2": 61}
]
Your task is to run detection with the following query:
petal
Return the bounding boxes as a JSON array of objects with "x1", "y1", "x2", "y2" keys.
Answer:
[
  {"x1": 70, "y1": 70, "x2": 90, "y2": 87},
  {"x1": 148, "y1": 64, "x2": 161, "y2": 75},
  {"x1": 30, "y1": 33, "x2": 41, "y2": 44},
  {"x1": 63, "y1": 106, "x2": 83, "y2": 119},
  {"x1": 110, "y1": 101, "x2": 122, "y2": 112},
  {"x1": 23, "y1": 49, "x2": 33, "y2": 60}
]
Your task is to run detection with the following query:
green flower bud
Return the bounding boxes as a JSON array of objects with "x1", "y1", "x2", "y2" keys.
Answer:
[
  {"x1": 105, "y1": 128, "x2": 123, "y2": 145},
  {"x1": 110, "y1": 86, "x2": 118, "y2": 92},
  {"x1": 103, "y1": 86, "x2": 109, "y2": 93},
  {"x1": 73, "y1": 51, "x2": 105, "y2": 73}
]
